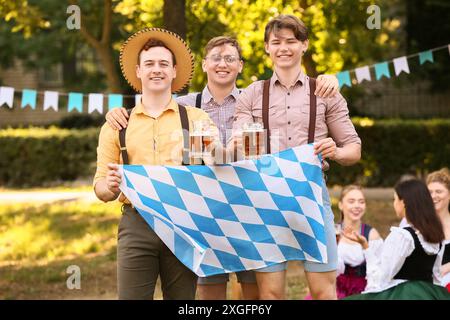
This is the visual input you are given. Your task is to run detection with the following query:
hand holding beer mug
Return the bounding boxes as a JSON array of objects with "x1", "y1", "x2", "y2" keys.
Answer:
[
  {"x1": 190, "y1": 120, "x2": 214, "y2": 165},
  {"x1": 242, "y1": 122, "x2": 265, "y2": 160}
]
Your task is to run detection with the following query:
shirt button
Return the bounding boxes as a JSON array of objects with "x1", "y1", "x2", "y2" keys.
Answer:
[
  {"x1": 288, "y1": 121, "x2": 291, "y2": 125},
  {"x1": 287, "y1": 106, "x2": 290, "y2": 109},
  {"x1": 287, "y1": 92, "x2": 290, "y2": 96},
  {"x1": 288, "y1": 137, "x2": 292, "y2": 140}
]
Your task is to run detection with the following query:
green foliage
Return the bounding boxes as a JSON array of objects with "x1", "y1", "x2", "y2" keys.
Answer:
[
  {"x1": 57, "y1": 114, "x2": 105, "y2": 129},
  {"x1": 0, "y1": 0, "x2": 404, "y2": 93},
  {"x1": 184, "y1": 0, "x2": 402, "y2": 90},
  {"x1": 0, "y1": 127, "x2": 99, "y2": 187},
  {"x1": 0, "y1": 0, "x2": 129, "y2": 92},
  {"x1": 0, "y1": 201, "x2": 120, "y2": 264},
  {"x1": 328, "y1": 118, "x2": 450, "y2": 187}
]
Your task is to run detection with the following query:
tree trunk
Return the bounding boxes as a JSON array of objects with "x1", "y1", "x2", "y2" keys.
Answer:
[
  {"x1": 163, "y1": 0, "x2": 189, "y2": 94},
  {"x1": 76, "y1": 0, "x2": 122, "y2": 93},
  {"x1": 299, "y1": 0, "x2": 318, "y2": 77},
  {"x1": 97, "y1": 45, "x2": 122, "y2": 93},
  {"x1": 163, "y1": 0, "x2": 186, "y2": 38}
]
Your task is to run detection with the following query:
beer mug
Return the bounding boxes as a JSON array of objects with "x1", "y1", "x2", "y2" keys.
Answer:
[
  {"x1": 190, "y1": 120, "x2": 213, "y2": 164},
  {"x1": 242, "y1": 122, "x2": 265, "y2": 160}
]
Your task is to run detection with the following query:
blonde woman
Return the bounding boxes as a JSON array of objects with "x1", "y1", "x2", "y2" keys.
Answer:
[
  {"x1": 335, "y1": 185, "x2": 382, "y2": 298},
  {"x1": 344, "y1": 179, "x2": 449, "y2": 299},
  {"x1": 427, "y1": 168, "x2": 450, "y2": 291}
]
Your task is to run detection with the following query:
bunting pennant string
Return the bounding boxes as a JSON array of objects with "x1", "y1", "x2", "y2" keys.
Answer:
[
  {"x1": 0, "y1": 44, "x2": 448, "y2": 112},
  {"x1": 336, "y1": 43, "x2": 449, "y2": 87}
]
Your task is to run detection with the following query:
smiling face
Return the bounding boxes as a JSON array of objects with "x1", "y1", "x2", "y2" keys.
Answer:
[
  {"x1": 428, "y1": 181, "x2": 450, "y2": 214},
  {"x1": 339, "y1": 189, "x2": 366, "y2": 223},
  {"x1": 264, "y1": 28, "x2": 308, "y2": 71},
  {"x1": 136, "y1": 46, "x2": 176, "y2": 94},
  {"x1": 202, "y1": 43, "x2": 243, "y2": 88}
]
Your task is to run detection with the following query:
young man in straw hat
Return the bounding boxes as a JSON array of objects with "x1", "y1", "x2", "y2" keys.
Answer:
[
  {"x1": 103, "y1": 34, "x2": 340, "y2": 300},
  {"x1": 93, "y1": 28, "x2": 218, "y2": 300},
  {"x1": 229, "y1": 14, "x2": 361, "y2": 300}
]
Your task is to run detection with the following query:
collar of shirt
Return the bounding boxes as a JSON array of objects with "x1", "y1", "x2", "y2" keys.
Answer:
[
  {"x1": 201, "y1": 85, "x2": 240, "y2": 105},
  {"x1": 271, "y1": 70, "x2": 306, "y2": 90},
  {"x1": 133, "y1": 98, "x2": 179, "y2": 116}
]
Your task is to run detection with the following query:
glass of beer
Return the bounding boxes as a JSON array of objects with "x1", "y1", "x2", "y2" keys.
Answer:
[
  {"x1": 242, "y1": 122, "x2": 265, "y2": 160},
  {"x1": 190, "y1": 120, "x2": 214, "y2": 164}
]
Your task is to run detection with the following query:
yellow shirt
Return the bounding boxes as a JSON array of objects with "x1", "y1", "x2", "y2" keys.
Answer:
[{"x1": 93, "y1": 98, "x2": 217, "y2": 202}]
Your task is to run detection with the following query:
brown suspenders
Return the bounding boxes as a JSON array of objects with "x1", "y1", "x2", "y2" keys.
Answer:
[
  {"x1": 262, "y1": 77, "x2": 317, "y2": 154},
  {"x1": 178, "y1": 104, "x2": 191, "y2": 165},
  {"x1": 118, "y1": 104, "x2": 191, "y2": 166},
  {"x1": 262, "y1": 80, "x2": 271, "y2": 154},
  {"x1": 119, "y1": 109, "x2": 133, "y2": 165},
  {"x1": 307, "y1": 78, "x2": 317, "y2": 144}
]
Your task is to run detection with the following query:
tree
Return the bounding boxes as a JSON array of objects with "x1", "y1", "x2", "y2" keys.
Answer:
[
  {"x1": 0, "y1": 0, "x2": 130, "y2": 93},
  {"x1": 1, "y1": 0, "x2": 403, "y2": 94},
  {"x1": 72, "y1": 0, "x2": 122, "y2": 93},
  {"x1": 406, "y1": 0, "x2": 450, "y2": 91},
  {"x1": 163, "y1": 0, "x2": 186, "y2": 38}
]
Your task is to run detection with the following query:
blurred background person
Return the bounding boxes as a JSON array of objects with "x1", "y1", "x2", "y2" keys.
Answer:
[
  {"x1": 427, "y1": 168, "x2": 450, "y2": 289},
  {"x1": 344, "y1": 179, "x2": 449, "y2": 299},
  {"x1": 335, "y1": 185, "x2": 382, "y2": 298}
]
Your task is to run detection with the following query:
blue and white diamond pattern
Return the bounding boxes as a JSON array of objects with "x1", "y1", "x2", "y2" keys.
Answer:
[{"x1": 119, "y1": 144, "x2": 327, "y2": 277}]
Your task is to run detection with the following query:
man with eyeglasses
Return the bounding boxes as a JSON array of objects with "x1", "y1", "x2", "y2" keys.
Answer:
[{"x1": 104, "y1": 35, "x2": 340, "y2": 300}]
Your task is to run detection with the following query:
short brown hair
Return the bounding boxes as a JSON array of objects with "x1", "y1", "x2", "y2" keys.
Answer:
[
  {"x1": 138, "y1": 39, "x2": 177, "y2": 65},
  {"x1": 203, "y1": 36, "x2": 243, "y2": 60},
  {"x1": 264, "y1": 14, "x2": 308, "y2": 43}
]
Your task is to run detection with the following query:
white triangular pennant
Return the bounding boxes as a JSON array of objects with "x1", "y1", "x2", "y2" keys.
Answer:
[
  {"x1": 0, "y1": 86, "x2": 14, "y2": 108},
  {"x1": 88, "y1": 93, "x2": 104, "y2": 114},
  {"x1": 135, "y1": 94, "x2": 142, "y2": 107},
  {"x1": 43, "y1": 91, "x2": 59, "y2": 111},
  {"x1": 355, "y1": 66, "x2": 371, "y2": 83},
  {"x1": 393, "y1": 56, "x2": 410, "y2": 76}
]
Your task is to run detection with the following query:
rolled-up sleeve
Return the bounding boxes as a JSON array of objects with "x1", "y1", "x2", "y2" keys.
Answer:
[
  {"x1": 93, "y1": 124, "x2": 120, "y2": 187},
  {"x1": 325, "y1": 92, "x2": 361, "y2": 147}
]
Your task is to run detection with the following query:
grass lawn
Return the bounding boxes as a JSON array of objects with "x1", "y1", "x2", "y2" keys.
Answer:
[{"x1": 0, "y1": 192, "x2": 399, "y2": 300}]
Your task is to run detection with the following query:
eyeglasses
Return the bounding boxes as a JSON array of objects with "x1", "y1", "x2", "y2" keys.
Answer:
[{"x1": 204, "y1": 54, "x2": 239, "y2": 64}]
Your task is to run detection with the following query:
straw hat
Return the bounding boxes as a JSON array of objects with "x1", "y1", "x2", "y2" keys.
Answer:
[{"x1": 119, "y1": 28, "x2": 194, "y2": 93}]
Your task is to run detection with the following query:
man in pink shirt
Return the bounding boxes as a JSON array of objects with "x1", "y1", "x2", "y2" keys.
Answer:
[{"x1": 230, "y1": 14, "x2": 361, "y2": 300}]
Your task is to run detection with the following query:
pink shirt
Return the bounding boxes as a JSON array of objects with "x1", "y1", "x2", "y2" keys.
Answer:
[{"x1": 232, "y1": 72, "x2": 361, "y2": 154}]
